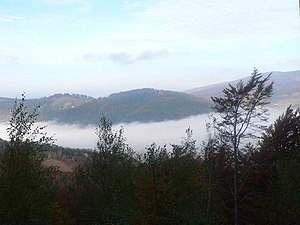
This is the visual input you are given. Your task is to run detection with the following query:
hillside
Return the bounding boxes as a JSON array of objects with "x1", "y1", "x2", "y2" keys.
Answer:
[
  {"x1": 0, "y1": 89, "x2": 211, "y2": 125},
  {"x1": 186, "y1": 70, "x2": 300, "y2": 108},
  {"x1": 0, "y1": 138, "x2": 90, "y2": 172},
  {"x1": 0, "y1": 94, "x2": 94, "y2": 121},
  {"x1": 57, "y1": 88, "x2": 211, "y2": 124},
  {"x1": 1, "y1": 70, "x2": 297, "y2": 126}
]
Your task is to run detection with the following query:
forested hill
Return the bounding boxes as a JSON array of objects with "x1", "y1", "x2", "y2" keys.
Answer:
[
  {"x1": 58, "y1": 89, "x2": 211, "y2": 124},
  {"x1": 0, "y1": 89, "x2": 211, "y2": 125},
  {"x1": 0, "y1": 70, "x2": 298, "y2": 125}
]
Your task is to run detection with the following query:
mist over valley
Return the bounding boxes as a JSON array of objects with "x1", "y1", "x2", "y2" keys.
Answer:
[
  {"x1": 0, "y1": 70, "x2": 298, "y2": 150},
  {"x1": 0, "y1": 108, "x2": 285, "y2": 151}
]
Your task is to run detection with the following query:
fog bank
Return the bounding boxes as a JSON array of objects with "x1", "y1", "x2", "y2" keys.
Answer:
[{"x1": 0, "y1": 108, "x2": 286, "y2": 152}]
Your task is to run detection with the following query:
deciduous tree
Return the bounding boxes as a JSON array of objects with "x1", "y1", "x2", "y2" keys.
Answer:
[
  {"x1": 211, "y1": 68, "x2": 273, "y2": 225},
  {"x1": 75, "y1": 115, "x2": 136, "y2": 225},
  {"x1": 0, "y1": 94, "x2": 55, "y2": 225}
]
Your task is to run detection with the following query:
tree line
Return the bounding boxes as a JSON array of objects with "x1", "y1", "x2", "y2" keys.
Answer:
[{"x1": 0, "y1": 69, "x2": 299, "y2": 225}]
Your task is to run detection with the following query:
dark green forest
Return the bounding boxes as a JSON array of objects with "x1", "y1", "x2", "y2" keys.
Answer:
[
  {"x1": 0, "y1": 70, "x2": 299, "y2": 225},
  {"x1": 0, "y1": 89, "x2": 211, "y2": 125}
]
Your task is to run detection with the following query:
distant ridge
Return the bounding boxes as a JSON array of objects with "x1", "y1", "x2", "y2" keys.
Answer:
[
  {"x1": 0, "y1": 70, "x2": 298, "y2": 125},
  {"x1": 0, "y1": 89, "x2": 211, "y2": 125},
  {"x1": 57, "y1": 88, "x2": 211, "y2": 125},
  {"x1": 186, "y1": 70, "x2": 300, "y2": 108}
]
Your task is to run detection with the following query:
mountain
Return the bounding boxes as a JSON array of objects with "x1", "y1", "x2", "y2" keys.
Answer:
[
  {"x1": 186, "y1": 70, "x2": 300, "y2": 108},
  {"x1": 0, "y1": 70, "x2": 297, "y2": 125},
  {"x1": 57, "y1": 88, "x2": 211, "y2": 124},
  {"x1": 0, "y1": 89, "x2": 211, "y2": 125},
  {"x1": 0, "y1": 94, "x2": 94, "y2": 122}
]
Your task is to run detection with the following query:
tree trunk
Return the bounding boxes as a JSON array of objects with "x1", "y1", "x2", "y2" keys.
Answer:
[{"x1": 234, "y1": 138, "x2": 238, "y2": 225}]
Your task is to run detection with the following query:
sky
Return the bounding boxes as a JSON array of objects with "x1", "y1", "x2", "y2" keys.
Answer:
[{"x1": 0, "y1": 0, "x2": 299, "y2": 98}]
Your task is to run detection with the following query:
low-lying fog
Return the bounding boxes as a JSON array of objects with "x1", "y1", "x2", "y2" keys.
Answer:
[{"x1": 0, "y1": 108, "x2": 286, "y2": 152}]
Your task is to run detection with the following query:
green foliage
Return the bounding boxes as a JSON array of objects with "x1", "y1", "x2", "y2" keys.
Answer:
[
  {"x1": 260, "y1": 106, "x2": 300, "y2": 158},
  {"x1": 133, "y1": 130, "x2": 216, "y2": 225},
  {"x1": 0, "y1": 138, "x2": 5, "y2": 152},
  {"x1": 257, "y1": 106, "x2": 300, "y2": 225},
  {"x1": 75, "y1": 115, "x2": 136, "y2": 225},
  {"x1": 0, "y1": 94, "x2": 56, "y2": 225},
  {"x1": 133, "y1": 143, "x2": 170, "y2": 225},
  {"x1": 201, "y1": 121, "x2": 232, "y2": 224},
  {"x1": 268, "y1": 159, "x2": 300, "y2": 225}
]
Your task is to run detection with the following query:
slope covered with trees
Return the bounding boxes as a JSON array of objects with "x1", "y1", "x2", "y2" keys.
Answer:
[
  {"x1": 0, "y1": 89, "x2": 211, "y2": 125},
  {"x1": 58, "y1": 88, "x2": 211, "y2": 124}
]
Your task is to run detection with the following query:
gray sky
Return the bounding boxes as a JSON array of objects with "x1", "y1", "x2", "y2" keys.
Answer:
[{"x1": 0, "y1": 0, "x2": 299, "y2": 98}]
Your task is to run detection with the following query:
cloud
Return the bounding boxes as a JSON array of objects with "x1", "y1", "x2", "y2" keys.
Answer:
[
  {"x1": 1, "y1": 55, "x2": 19, "y2": 65},
  {"x1": 83, "y1": 0, "x2": 299, "y2": 63},
  {"x1": 285, "y1": 58, "x2": 300, "y2": 66},
  {"x1": 109, "y1": 50, "x2": 169, "y2": 64},
  {"x1": 83, "y1": 53, "x2": 102, "y2": 61},
  {"x1": 109, "y1": 52, "x2": 133, "y2": 64},
  {"x1": 0, "y1": 0, "x2": 298, "y2": 98},
  {"x1": 0, "y1": 13, "x2": 24, "y2": 23},
  {"x1": 0, "y1": 115, "x2": 212, "y2": 150},
  {"x1": 136, "y1": 50, "x2": 168, "y2": 60},
  {"x1": 139, "y1": 0, "x2": 299, "y2": 40},
  {"x1": 275, "y1": 58, "x2": 300, "y2": 71},
  {"x1": 0, "y1": 108, "x2": 283, "y2": 151},
  {"x1": 83, "y1": 50, "x2": 168, "y2": 64}
]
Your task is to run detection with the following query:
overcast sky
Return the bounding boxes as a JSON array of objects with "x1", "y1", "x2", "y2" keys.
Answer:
[{"x1": 0, "y1": 0, "x2": 299, "y2": 98}]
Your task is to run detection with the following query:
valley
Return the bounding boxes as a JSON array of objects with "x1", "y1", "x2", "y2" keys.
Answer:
[{"x1": 0, "y1": 70, "x2": 299, "y2": 127}]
